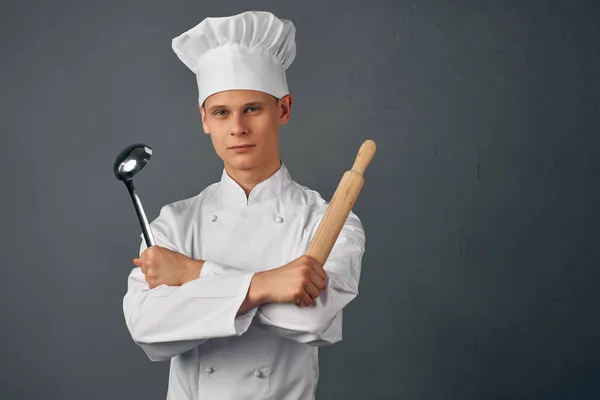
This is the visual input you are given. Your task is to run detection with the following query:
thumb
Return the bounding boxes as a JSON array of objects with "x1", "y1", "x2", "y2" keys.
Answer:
[{"x1": 133, "y1": 258, "x2": 143, "y2": 267}]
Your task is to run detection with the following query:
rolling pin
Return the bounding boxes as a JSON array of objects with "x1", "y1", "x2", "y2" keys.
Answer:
[{"x1": 305, "y1": 139, "x2": 376, "y2": 265}]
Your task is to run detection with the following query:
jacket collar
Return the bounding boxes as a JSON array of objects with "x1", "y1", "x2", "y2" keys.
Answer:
[{"x1": 219, "y1": 161, "x2": 292, "y2": 206}]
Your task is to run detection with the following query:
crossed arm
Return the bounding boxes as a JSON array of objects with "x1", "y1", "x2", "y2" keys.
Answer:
[{"x1": 122, "y1": 216, "x2": 365, "y2": 362}]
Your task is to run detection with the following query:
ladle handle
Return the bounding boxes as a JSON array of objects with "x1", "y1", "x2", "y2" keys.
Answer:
[{"x1": 125, "y1": 179, "x2": 155, "y2": 247}]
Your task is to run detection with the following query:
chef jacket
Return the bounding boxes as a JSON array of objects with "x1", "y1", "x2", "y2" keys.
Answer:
[{"x1": 123, "y1": 161, "x2": 366, "y2": 400}]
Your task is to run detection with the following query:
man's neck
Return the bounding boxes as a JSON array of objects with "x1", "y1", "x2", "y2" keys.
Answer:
[{"x1": 224, "y1": 159, "x2": 282, "y2": 197}]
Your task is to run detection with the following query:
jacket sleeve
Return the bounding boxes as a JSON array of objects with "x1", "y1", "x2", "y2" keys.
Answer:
[
  {"x1": 200, "y1": 211, "x2": 366, "y2": 347},
  {"x1": 122, "y1": 208, "x2": 258, "y2": 362}
]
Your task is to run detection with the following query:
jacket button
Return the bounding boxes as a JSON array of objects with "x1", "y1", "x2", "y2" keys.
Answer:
[
  {"x1": 211, "y1": 215, "x2": 217, "y2": 222},
  {"x1": 275, "y1": 216, "x2": 283, "y2": 223},
  {"x1": 254, "y1": 369, "x2": 263, "y2": 378},
  {"x1": 205, "y1": 367, "x2": 214, "y2": 374}
]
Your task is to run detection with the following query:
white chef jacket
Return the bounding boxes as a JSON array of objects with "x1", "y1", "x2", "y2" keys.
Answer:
[{"x1": 122, "y1": 161, "x2": 365, "y2": 400}]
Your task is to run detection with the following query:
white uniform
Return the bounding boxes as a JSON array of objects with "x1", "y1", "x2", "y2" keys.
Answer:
[{"x1": 122, "y1": 162, "x2": 365, "y2": 399}]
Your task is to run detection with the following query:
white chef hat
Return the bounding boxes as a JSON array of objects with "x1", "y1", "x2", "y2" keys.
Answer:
[{"x1": 171, "y1": 11, "x2": 296, "y2": 106}]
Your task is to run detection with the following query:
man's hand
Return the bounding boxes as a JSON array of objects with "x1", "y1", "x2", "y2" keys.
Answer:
[
  {"x1": 133, "y1": 246, "x2": 204, "y2": 289},
  {"x1": 250, "y1": 255, "x2": 327, "y2": 308}
]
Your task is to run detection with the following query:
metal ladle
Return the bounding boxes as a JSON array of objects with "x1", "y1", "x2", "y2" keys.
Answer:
[{"x1": 113, "y1": 143, "x2": 155, "y2": 247}]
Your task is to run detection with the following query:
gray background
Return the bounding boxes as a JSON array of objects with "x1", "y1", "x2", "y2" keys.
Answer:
[{"x1": 1, "y1": 0, "x2": 599, "y2": 398}]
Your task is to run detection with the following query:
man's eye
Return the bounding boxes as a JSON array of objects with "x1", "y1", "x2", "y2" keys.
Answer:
[
  {"x1": 246, "y1": 106, "x2": 260, "y2": 113},
  {"x1": 214, "y1": 110, "x2": 228, "y2": 116}
]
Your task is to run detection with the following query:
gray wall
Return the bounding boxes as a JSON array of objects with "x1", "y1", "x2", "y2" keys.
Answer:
[{"x1": 1, "y1": 0, "x2": 599, "y2": 398}]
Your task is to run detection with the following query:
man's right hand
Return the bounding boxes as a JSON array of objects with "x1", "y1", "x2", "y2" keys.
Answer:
[{"x1": 250, "y1": 255, "x2": 328, "y2": 308}]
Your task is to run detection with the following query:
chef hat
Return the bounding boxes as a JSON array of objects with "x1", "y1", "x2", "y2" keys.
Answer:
[{"x1": 172, "y1": 11, "x2": 296, "y2": 106}]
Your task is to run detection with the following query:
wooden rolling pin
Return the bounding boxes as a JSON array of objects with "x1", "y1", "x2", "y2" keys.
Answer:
[{"x1": 305, "y1": 140, "x2": 376, "y2": 265}]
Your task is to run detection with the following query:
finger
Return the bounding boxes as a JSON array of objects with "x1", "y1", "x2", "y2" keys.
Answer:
[
  {"x1": 304, "y1": 281, "x2": 320, "y2": 300},
  {"x1": 306, "y1": 258, "x2": 327, "y2": 280},
  {"x1": 140, "y1": 245, "x2": 157, "y2": 260},
  {"x1": 146, "y1": 274, "x2": 161, "y2": 288},
  {"x1": 133, "y1": 258, "x2": 143, "y2": 267},
  {"x1": 139, "y1": 262, "x2": 148, "y2": 275},
  {"x1": 298, "y1": 291, "x2": 313, "y2": 307},
  {"x1": 309, "y1": 269, "x2": 326, "y2": 291}
]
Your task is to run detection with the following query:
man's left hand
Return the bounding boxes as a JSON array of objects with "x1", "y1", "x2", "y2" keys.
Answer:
[{"x1": 133, "y1": 246, "x2": 204, "y2": 289}]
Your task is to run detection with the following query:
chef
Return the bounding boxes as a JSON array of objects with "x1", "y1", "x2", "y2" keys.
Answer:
[{"x1": 122, "y1": 10, "x2": 366, "y2": 400}]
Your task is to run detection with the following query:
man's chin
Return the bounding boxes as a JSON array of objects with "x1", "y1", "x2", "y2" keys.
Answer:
[{"x1": 225, "y1": 157, "x2": 258, "y2": 171}]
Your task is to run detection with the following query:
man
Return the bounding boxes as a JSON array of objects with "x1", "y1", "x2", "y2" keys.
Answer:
[{"x1": 123, "y1": 10, "x2": 366, "y2": 400}]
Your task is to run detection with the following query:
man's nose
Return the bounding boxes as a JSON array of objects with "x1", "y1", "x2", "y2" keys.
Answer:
[{"x1": 230, "y1": 114, "x2": 248, "y2": 136}]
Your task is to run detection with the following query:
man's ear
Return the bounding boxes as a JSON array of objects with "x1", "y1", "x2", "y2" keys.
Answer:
[
  {"x1": 199, "y1": 104, "x2": 210, "y2": 134},
  {"x1": 278, "y1": 94, "x2": 293, "y2": 126}
]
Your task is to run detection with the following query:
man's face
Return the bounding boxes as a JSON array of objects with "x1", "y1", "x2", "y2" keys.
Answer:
[{"x1": 199, "y1": 90, "x2": 292, "y2": 172}]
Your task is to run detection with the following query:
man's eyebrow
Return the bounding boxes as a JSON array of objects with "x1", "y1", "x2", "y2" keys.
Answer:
[
  {"x1": 206, "y1": 101, "x2": 268, "y2": 114},
  {"x1": 206, "y1": 104, "x2": 227, "y2": 113},
  {"x1": 243, "y1": 101, "x2": 268, "y2": 107}
]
